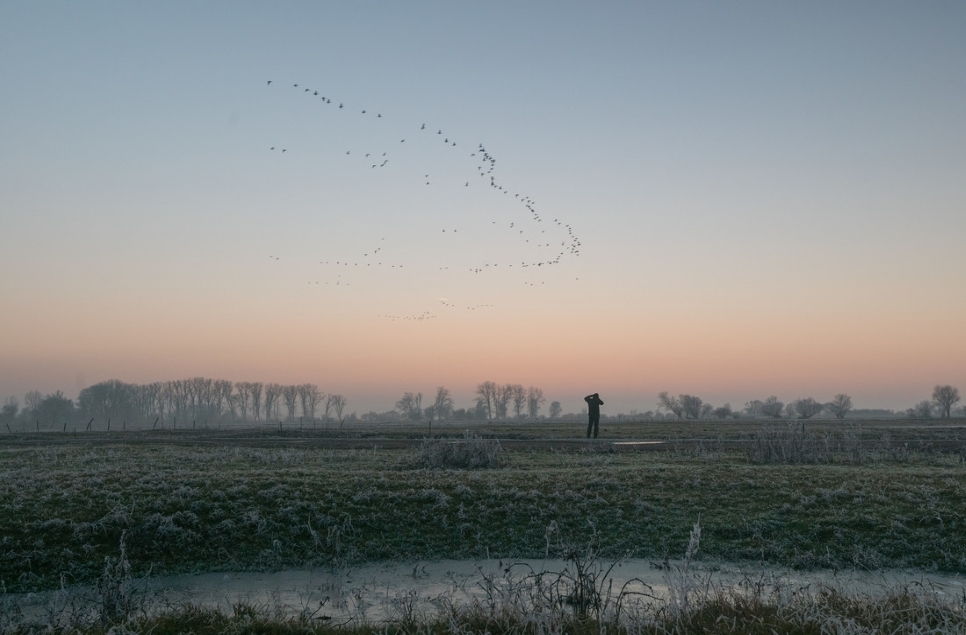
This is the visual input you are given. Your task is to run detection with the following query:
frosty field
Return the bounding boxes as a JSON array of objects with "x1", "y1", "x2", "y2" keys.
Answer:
[{"x1": 3, "y1": 419, "x2": 965, "y2": 597}]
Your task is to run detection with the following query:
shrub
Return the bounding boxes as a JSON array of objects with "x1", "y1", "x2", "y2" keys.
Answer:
[
  {"x1": 747, "y1": 423, "x2": 832, "y2": 464},
  {"x1": 413, "y1": 432, "x2": 506, "y2": 469}
]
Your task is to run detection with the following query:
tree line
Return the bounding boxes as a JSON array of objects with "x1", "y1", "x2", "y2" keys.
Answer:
[
  {"x1": 389, "y1": 383, "x2": 559, "y2": 422},
  {"x1": 2, "y1": 380, "x2": 961, "y2": 432},
  {"x1": 653, "y1": 385, "x2": 961, "y2": 420},
  {"x1": 0, "y1": 378, "x2": 348, "y2": 431}
]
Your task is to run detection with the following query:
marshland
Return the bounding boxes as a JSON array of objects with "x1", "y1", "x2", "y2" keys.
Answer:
[{"x1": 3, "y1": 418, "x2": 966, "y2": 633}]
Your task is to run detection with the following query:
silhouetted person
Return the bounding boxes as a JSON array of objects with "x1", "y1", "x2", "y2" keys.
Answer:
[{"x1": 585, "y1": 393, "x2": 603, "y2": 439}]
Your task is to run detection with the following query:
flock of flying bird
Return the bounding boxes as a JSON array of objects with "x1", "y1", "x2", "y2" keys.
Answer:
[{"x1": 264, "y1": 80, "x2": 583, "y2": 320}]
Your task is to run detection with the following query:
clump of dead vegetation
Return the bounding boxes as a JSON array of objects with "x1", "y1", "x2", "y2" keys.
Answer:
[
  {"x1": 412, "y1": 431, "x2": 507, "y2": 469},
  {"x1": 747, "y1": 422, "x2": 920, "y2": 465}
]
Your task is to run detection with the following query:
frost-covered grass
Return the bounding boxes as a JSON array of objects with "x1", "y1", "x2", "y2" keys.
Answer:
[
  {"x1": 2, "y1": 434, "x2": 966, "y2": 595},
  {"x1": 411, "y1": 432, "x2": 507, "y2": 469},
  {"x1": 7, "y1": 585, "x2": 962, "y2": 635},
  {"x1": 4, "y1": 525, "x2": 965, "y2": 634}
]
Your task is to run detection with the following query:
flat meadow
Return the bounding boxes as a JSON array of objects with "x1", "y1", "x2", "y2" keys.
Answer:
[{"x1": 2, "y1": 418, "x2": 966, "y2": 633}]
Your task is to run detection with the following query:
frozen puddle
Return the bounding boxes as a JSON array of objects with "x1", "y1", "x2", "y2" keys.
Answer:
[{"x1": 11, "y1": 559, "x2": 966, "y2": 624}]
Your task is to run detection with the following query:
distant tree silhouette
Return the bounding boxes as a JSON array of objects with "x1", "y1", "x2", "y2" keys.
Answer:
[
  {"x1": 933, "y1": 385, "x2": 960, "y2": 418},
  {"x1": 396, "y1": 392, "x2": 423, "y2": 421},
  {"x1": 1, "y1": 397, "x2": 18, "y2": 430},
  {"x1": 526, "y1": 386, "x2": 545, "y2": 419},
  {"x1": 264, "y1": 383, "x2": 284, "y2": 421},
  {"x1": 908, "y1": 400, "x2": 933, "y2": 418},
  {"x1": 743, "y1": 400, "x2": 763, "y2": 417},
  {"x1": 549, "y1": 400, "x2": 562, "y2": 419},
  {"x1": 827, "y1": 394, "x2": 852, "y2": 419},
  {"x1": 657, "y1": 392, "x2": 684, "y2": 419},
  {"x1": 282, "y1": 385, "x2": 299, "y2": 421},
  {"x1": 713, "y1": 403, "x2": 733, "y2": 419},
  {"x1": 495, "y1": 384, "x2": 514, "y2": 419},
  {"x1": 331, "y1": 394, "x2": 348, "y2": 425},
  {"x1": 679, "y1": 394, "x2": 704, "y2": 419},
  {"x1": 298, "y1": 384, "x2": 324, "y2": 422},
  {"x1": 36, "y1": 391, "x2": 75, "y2": 429},
  {"x1": 430, "y1": 387, "x2": 454, "y2": 421},
  {"x1": 510, "y1": 384, "x2": 526, "y2": 419},
  {"x1": 760, "y1": 396, "x2": 785, "y2": 418},
  {"x1": 792, "y1": 397, "x2": 824, "y2": 419},
  {"x1": 475, "y1": 381, "x2": 498, "y2": 420},
  {"x1": 249, "y1": 382, "x2": 263, "y2": 421}
]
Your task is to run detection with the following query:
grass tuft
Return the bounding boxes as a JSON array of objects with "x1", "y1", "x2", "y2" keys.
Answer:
[{"x1": 412, "y1": 431, "x2": 507, "y2": 469}]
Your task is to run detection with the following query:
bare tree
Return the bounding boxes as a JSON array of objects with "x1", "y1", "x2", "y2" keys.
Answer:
[
  {"x1": 24, "y1": 390, "x2": 43, "y2": 415},
  {"x1": 759, "y1": 396, "x2": 784, "y2": 418},
  {"x1": 282, "y1": 385, "x2": 299, "y2": 421},
  {"x1": 396, "y1": 392, "x2": 423, "y2": 422},
  {"x1": 170, "y1": 380, "x2": 190, "y2": 419},
  {"x1": 430, "y1": 387, "x2": 454, "y2": 421},
  {"x1": 162, "y1": 381, "x2": 177, "y2": 421},
  {"x1": 679, "y1": 394, "x2": 704, "y2": 419},
  {"x1": 234, "y1": 382, "x2": 252, "y2": 421},
  {"x1": 211, "y1": 380, "x2": 230, "y2": 419},
  {"x1": 297, "y1": 384, "x2": 312, "y2": 421},
  {"x1": 743, "y1": 400, "x2": 763, "y2": 417},
  {"x1": 264, "y1": 383, "x2": 283, "y2": 421},
  {"x1": 526, "y1": 386, "x2": 545, "y2": 419},
  {"x1": 549, "y1": 401, "x2": 562, "y2": 419},
  {"x1": 331, "y1": 394, "x2": 347, "y2": 425},
  {"x1": 932, "y1": 385, "x2": 960, "y2": 418},
  {"x1": 510, "y1": 384, "x2": 526, "y2": 419},
  {"x1": 792, "y1": 397, "x2": 824, "y2": 419},
  {"x1": 908, "y1": 400, "x2": 933, "y2": 418},
  {"x1": 327, "y1": 393, "x2": 349, "y2": 423},
  {"x1": 130, "y1": 383, "x2": 158, "y2": 424},
  {"x1": 188, "y1": 377, "x2": 215, "y2": 420},
  {"x1": 249, "y1": 382, "x2": 263, "y2": 421},
  {"x1": 827, "y1": 394, "x2": 852, "y2": 419},
  {"x1": 301, "y1": 384, "x2": 324, "y2": 421},
  {"x1": 495, "y1": 384, "x2": 514, "y2": 419},
  {"x1": 0, "y1": 397, "x2": 18, "y2": 430},
  {"x1": 657, "y1": 392, "x2": 684, "y2": 419},
  {"x1": 713, "y1": 403, "x2": 733, "y2": 419},
  {"x1": 475, "y1": 381, "x2": 498, "y2": 420}
]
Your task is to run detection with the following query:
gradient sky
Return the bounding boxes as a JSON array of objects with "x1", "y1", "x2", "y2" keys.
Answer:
[{"x1": 2, "y1": 2, "x2": 964, "y2": 415}]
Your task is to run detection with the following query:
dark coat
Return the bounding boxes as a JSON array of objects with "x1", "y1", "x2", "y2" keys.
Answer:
[{"x1": 584, "y1": 393, "x2": 604, "y2": 417}]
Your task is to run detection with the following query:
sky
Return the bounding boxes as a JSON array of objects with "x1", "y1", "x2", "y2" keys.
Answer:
[{"x1": 2, "y1": 2, "x2": 965, "y2": 415}]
